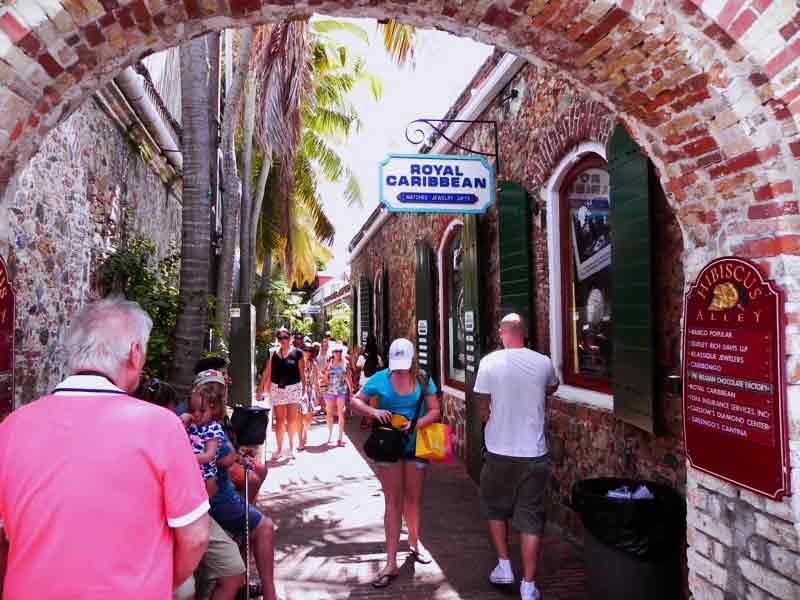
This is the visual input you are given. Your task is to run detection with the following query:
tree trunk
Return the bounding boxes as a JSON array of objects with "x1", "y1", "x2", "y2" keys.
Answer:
[
  {"x1": 215, "y1": 27, "x2": 254, "y2": 346},
  {"x1": 255, "y1": 247, "x2": 272, "y2": 332},
  {"x1": 247, "y1": 150, "x2": 272, "y2": 300},
  {"x1": 238, "y1": 77, "x2": 257, "y2": 303},
  {"x1": 172, "y1": 34, "x2": 212, "y2": 394}
]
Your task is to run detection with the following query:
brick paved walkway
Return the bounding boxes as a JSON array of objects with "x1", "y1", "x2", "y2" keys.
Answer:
[{"x1": 251, "y1": 415, "x2": 586, "y2": 599}]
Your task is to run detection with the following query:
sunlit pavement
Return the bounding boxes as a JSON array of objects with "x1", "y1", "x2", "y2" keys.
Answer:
[{"x1": 253, "y1": 415, "x2": 586, "y2": 599}]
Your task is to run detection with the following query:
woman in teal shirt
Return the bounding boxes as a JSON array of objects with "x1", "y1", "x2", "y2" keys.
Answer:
[{"x1": 352, "y1": 338, "x2": 440, "y2": 588}]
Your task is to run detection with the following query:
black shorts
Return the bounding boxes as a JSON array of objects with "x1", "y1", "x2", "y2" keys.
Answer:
[{"x1": 479, "y1": 452, "x2": 550, "y2": 535}]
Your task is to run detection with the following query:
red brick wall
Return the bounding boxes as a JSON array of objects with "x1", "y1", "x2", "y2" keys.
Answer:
[{"x1": 350, "y1": 212, "x2": 457, "y2": 346}]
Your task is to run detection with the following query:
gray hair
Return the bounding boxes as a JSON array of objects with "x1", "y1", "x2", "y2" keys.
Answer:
[
  {"x1": 65, "y1": 296, "x2": 153, "y2": 375},
  {"x1": 500, "y1": 313, "x2": 527, "y2": 336}
]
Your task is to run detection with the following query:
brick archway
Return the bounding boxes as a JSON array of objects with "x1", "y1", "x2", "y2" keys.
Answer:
[
  {"x1": 2, "y1": 1, "x2": 800, "y2": 595},
  {"x1": 0, "y1": 1, "x2": 798, "y2": 276}
]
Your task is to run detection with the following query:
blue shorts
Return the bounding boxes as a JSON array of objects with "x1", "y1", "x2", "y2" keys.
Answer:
[
  {"x1": 371, "y1": 449, "x2": 429, "y2": 470},
  {"x1": 210, "y1": 496, "x2": 263, "y2": 538}
]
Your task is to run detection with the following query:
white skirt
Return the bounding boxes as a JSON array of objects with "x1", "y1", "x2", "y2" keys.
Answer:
[{"x1": 271, "y1": 382, "x2": 302, "y2": 406}]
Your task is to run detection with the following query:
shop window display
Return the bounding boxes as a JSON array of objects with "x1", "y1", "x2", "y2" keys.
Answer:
[{"x1": 560, "y1": 157, "x2": 613, "y2": 392}]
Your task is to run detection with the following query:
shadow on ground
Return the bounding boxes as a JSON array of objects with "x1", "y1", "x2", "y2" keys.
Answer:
[{"x1": 258, "y1": 417, "x2": 585, "y2": 599}]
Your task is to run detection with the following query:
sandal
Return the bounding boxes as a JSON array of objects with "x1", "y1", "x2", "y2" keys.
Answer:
[
  {"x1": 337, "y1": 440, "x2": 346, "y2": 447},
  {"x1": 371, "y1": 572, "x2": 398, "y2": 588},
  {"x1": 409, "y1": 547, "x2": 432, "y2": 564}
]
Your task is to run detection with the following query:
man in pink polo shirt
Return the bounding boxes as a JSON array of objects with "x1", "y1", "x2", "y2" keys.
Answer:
[{"x1": 0, "y1": 297, "x2": 210, "y2": 599}]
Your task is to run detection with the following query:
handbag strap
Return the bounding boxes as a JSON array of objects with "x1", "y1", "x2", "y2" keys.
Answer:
[{"x1": 408, "y1": 373, "x2": 428, "y2": 434}]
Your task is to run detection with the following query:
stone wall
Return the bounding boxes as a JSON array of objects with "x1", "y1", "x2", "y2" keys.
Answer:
[
  {"x1": 687, "y1": 471, "x2": 800, "y2": 600},
  {"x1": 1, "y1": 97, "x2": 181, "y2": 406}
]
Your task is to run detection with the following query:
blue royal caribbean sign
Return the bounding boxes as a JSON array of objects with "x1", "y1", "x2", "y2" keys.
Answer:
[{"x1": 379, "y1": 154, "x2": 495, "y2": 214}]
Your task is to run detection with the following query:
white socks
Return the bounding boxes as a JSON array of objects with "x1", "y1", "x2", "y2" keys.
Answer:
[{"x1": 498, "y1": 559, "x2": 512, "y2": 572}]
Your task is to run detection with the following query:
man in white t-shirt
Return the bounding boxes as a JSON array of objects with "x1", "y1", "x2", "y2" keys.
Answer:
[{"x1": 473, "y1": 313, "x2": 559, "y2": 600}]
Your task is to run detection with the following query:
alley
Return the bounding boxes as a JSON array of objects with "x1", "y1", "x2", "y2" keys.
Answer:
[{"x1": 255, "y1": 417, "x2": 586, "y2": 599}]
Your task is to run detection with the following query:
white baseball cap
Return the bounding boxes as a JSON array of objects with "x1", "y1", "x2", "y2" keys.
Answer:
[{"x1": 388, "y1": 338, "x2": 415, "y2": 371}]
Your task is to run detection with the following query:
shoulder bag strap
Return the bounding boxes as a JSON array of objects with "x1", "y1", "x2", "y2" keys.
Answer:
[{"x1": 408, "y1": 374, "x2": 428, "y2": 433}]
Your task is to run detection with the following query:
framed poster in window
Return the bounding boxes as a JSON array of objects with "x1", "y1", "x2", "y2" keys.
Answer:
[{"x1": 560, "y1": 156, "x2": 613, "y2": 393}]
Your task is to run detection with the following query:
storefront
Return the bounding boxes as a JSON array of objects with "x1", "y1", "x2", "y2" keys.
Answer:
[
  {"x1": 350, "y1": 47, "x2": 800, "y2": 598},
  {"x1": 350, "y1": 47, "x2": 685, "y2": 503},
  {"x1": 348, "y1": 49, "x2": 729, "y2": 596}
]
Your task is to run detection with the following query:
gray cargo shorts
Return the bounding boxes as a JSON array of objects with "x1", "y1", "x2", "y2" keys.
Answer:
[{"x1": 479, "y1": 451, "x2": 550, "y2": 535}]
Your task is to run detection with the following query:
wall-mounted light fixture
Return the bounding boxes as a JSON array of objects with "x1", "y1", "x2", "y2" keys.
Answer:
[{"x1": 497, "y1": 87, "x2": 518, "y2": 107}]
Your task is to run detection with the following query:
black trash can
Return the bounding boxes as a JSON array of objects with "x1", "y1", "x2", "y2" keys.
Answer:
[{"x1": 571, "y1": 477, "x2": 685, "y2": 600}]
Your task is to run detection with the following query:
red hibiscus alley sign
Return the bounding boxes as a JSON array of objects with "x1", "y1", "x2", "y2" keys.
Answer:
[
  {"x1": 0, "y1": 255, "x2": 13, "y2": 420},
  {"x1": 682, "y1": 257, "x2": 790, "y2": 499}
]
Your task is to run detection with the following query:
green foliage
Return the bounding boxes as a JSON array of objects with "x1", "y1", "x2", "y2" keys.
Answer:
[
  {"x1": 310, "y1": 19, "x2": 370, "y2": 45},
  {"x1": 326, "y1": 302, "x2": 352, "y2": 343},
  {"x1": 98, "y1": 236, "x2": 180, "y2": 380},
  {"x1": 253, "y1": 277, "x2": 310, "y2": 350}
]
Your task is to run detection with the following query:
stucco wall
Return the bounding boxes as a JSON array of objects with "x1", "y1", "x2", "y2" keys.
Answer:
[{"x1": 1, "y1": 97, "x2": 181, "y2": 406}]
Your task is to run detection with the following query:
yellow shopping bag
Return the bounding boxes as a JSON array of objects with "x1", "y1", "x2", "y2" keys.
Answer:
[{"x1": 415, "y1": 423, "x2": 453, "y2": 462}]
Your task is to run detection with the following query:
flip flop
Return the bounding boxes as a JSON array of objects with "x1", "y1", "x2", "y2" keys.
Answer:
[
  {"x1": 371, "y1": 572, "x2": 399, "y2": 588},
  {"x1": 409, "y1": 547, "x2": 432, "y2": 564}
]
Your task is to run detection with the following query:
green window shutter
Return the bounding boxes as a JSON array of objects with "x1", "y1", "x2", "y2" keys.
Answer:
[
  {"x1": 498, "y1": 181, "x2": 532, "y2": 336},
  {"x1": 350, "y1": 284, "x2": 358, "y2": 347},
  {"x1": 609, "y1": 124, "x2": 656, "y2": 433},
  {"x1": 462, "y1": 214, "x2": 484, "y2": 483},
  {"x1": 358, "y1": 275, "x2": 372, "y2": 347},
  {"x1": 415, "y1": 241, "x2": 437, "y2": 384}
]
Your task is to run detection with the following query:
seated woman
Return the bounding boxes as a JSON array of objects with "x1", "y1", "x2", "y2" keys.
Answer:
[
  {"x1": 134, "y1": 377, "x2": 245, "y2": 600},
  {"x1": 199, "y1": 375, "x2": 280, "y2": 600},
  {"x1": 195, "y1": 356, "x2": 267, "y2": 503}
]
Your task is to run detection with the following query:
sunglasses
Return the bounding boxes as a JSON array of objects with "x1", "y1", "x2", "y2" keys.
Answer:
[{"x1": 277, "y1": 335, "x2": 290, "y2": 340}]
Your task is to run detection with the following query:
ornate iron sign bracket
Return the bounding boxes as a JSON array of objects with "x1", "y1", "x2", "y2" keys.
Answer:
[{"x1": 405, "y1": 118, "x2": 501, "y2": 175}]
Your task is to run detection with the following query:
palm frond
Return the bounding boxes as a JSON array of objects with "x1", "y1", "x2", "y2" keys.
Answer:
[
  {"x1": 342, "y1": 169, "x2": 363, "y2": 208},
  {"x1": 310, "y1": 19, "x2": 370, "y2": 45},
  {"x1": 311, "y1": 72, "x2": 358, "y2": 109},
  {"x1": 303, "y1": 106, "x2": 359, "y2": 140},
  {"x1": 300, "y1": 130, "x2": 344, "y2": 181},
  {"x1": 293, "y1": 154, "x2": 335, "y2": 245},
  {"x1": 376, "y1": 20, "x2": 416, "y2": 67}
]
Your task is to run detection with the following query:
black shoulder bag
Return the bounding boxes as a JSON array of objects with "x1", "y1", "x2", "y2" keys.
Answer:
[{"x1": 363, "y1": 374, "x2": 427, "y2": 463}]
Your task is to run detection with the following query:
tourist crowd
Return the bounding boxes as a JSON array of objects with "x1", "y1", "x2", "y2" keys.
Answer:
[{"x1": 0, "y1": 296, "x2": 557, "y2": 600}]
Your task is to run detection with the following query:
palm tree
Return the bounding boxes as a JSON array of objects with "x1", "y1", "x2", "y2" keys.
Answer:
[
  {"x1": 227, "y1": 17, "x2": 412, "y2": 336},
  {"x1": 215, "y1": 27, "x2": 254, "y2": 345},
  {"x1": 241, "y1": 21, "x2": 308, "y2": 303},
  {"x1": 256, "y1": 21, "x2": 380, "y2": 283},
  {"x1": 172, "y1": 34, "x2": 212, "y2": 393}
]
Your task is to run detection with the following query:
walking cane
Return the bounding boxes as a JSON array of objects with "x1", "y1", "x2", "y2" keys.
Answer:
[{"x1": 244, "y1": 460, "x2": 251, "y2": 600}]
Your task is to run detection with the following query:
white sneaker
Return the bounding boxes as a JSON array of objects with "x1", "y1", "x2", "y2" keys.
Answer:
[
  {"x1": 520, "y1": 580, "x2": 540, "y2": 600},
  {"x1": 489, "y1": 562, "x2": 514, "y2": 585}
]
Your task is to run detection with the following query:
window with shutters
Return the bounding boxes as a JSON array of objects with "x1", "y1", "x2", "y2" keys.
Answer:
[
  {"x1": 559, "y1": 155, "x2": 613, "y2": 393},
  {"x1": 443, "y1": 225, "x2": 466, "y2": 388}
]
